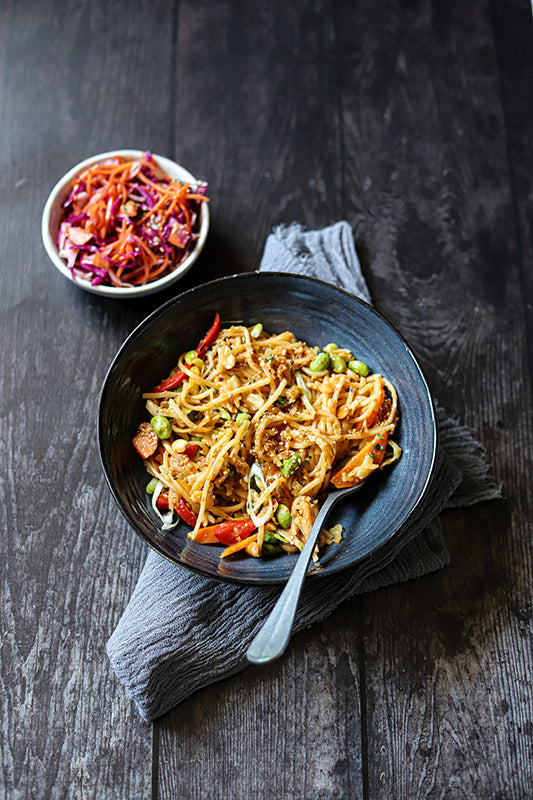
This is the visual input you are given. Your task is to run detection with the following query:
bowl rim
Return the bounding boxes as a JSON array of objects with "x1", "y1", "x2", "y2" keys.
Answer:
[
  {"x1": 41, "y1": 149, "x2": 210, "y2": 298},
  {"x1": 98, "y1": 271, "x2": 439, "y2": 585}
]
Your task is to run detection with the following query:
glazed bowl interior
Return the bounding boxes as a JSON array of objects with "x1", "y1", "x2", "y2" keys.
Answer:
[{"x1": 98, "y1": 272, "x2": 437, "y2": 584}]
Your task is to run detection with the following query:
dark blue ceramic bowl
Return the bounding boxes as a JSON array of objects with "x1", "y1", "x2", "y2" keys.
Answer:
[{"x1": 98, "y1": 272, "x2": 437, "y2": 584}]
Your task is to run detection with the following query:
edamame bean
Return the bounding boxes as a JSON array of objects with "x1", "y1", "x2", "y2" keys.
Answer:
[
  {"x1": 235, "y1": 411, "x2": 251, "y2": 425},
  {"x1": 262, "y1": 531, "x2": 282, "y2": 557},
  {"x1": 309, "y1": 350, "x2": 331, "y2": 372},
  {"x1": 146, "y1": 477, "x2": 159, "y2": 494},
  {"x1": 184, "y1": 350, "x2": 197, "y2": 364},
  {"x1": 348, "y1": 359, "x2": 370, "y2": 377},
  {"x1": 250, "y1": 323, "x2": 263, "y2": 338},
  {"x1": 262, "y1": 542, "x2": 281, "y2": 557},
  {"x1": 276, "y1": 503, "x2": 292, "y2": 529},
  {"x1": 330, "y1": 354, "x2": 347, "y2": 373},
  {"x1": 281, "y1": 453, "x2": 301, "y2": 476},
  {"x1": 150, "y1": 415, "x2": 172, "y2": 439}
]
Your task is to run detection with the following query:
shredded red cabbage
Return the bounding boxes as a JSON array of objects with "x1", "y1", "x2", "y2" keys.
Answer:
[{"x1": 57, "y1": 152, "x2": 208, "y2": 288}]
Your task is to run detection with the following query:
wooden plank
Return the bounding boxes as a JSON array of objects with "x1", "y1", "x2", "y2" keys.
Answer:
[
  {"x1": 338, "y1": 0, "x2": 533, "y2": 797},
  {"x1": 172, "y1": 0, "x2": 344, "y2": 280},
  {"x1": 1, "y1": 0, "x2": 531, "y2": 798},
  {"x1": 158, "y1": 618, "x2": 364, "y2": 800},
  {"x1": 156, "y1": 2, "x2": 365, "y2": 798},
  {"x1": 492, "y1": 0, "x2": 533, "y2": 379},
  {"x1": 0, "y1": 0, "x2": 179, "y2": 796}
]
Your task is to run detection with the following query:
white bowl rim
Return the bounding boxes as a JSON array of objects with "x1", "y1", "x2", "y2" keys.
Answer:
[{"x1": 41, "y1": 149, "x2": 210, "y2": 298}]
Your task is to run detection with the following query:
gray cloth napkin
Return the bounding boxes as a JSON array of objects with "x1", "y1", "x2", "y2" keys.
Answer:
[{"x1": 107, "y1": 221, "x2": 501, "y2": 721}]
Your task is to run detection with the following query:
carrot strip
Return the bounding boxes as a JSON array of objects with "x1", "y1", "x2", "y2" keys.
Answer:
[
  {"x1": 330, "y1": 431, "x2": 389, "y2": 489},
  {"x1": 220, "y1": 534, "x2": 258, "y2": 558},
  {"x1": 191, "y1": 528, "x2": 223, "y2": 544},
  {"x1": 132, "y1": 422, "x2": 158, "y2": 459},
  {"x1": 59, "y1": 152, "x2": 208, "y2": 288}
]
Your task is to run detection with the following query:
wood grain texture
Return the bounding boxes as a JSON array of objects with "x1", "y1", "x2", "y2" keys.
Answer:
[
  {"x1": 0, "y1": 0, "x2": 532, "y2": 798},
  {"x1": 158, "y1": 619, "x2": 364, "y2": 800},
  {"x1": 173, "y1": 0, "x2": 344, "y2": 278},
  {"x1": 158, "y1": 4, "x2": 365, "y2": 797},
  {"x1": 0, "y1": 1, "x2": 174, "y2": 797},
  {"x1": 338, "y1": 0, "x2": 533, "y2": 797},
  {"x1": 492, "y1": 0, "x2": 533, "y2": 382}
]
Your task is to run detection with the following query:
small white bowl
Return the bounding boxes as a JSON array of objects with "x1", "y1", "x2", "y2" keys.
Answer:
[{"x1": 41, "y1": 150, "x2": 210, "y2": 298}]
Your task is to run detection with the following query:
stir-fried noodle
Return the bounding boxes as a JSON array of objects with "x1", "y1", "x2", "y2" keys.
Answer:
[{"x1": 133, "y1": 316, "x2": 401, "y2": 559}]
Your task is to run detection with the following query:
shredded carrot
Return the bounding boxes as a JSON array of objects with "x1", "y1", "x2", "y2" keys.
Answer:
[
  {"x1": 330, "y1": 431, "x2": 390, "y2": 488},
  {"x1": 58, "y1": 153, "x2": 209, "y2": 288},
  {"x1": 220, "y1": 534, "x2": 259, "y2": 558},
  {"x1": 190, "y1": 527, "x2": 221, "y2": 544}
]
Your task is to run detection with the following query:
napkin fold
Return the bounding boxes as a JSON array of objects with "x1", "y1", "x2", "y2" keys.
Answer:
[{"x1": 107, "y1": 221, "x2": 501, "y2": 721}]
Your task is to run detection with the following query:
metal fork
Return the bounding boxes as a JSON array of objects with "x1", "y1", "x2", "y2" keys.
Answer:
[{"x1": 246, "y1": 482, "x2": 366, "y2": 664}]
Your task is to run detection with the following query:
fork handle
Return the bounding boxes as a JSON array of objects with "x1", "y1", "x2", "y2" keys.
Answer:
[{"x1": 246, "y1": 491, "x2": 337, "y2": 664}]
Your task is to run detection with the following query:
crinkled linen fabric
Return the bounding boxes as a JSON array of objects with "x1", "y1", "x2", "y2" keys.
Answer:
[{"x1": 107, "y1": 221, "x2": 501, "y2": 721}]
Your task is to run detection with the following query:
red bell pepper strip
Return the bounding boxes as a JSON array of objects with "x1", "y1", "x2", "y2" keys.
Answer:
[
  {"x1": 156, "y1": 493, "x2": 198, "y2": 529},
  {"x1": 183, "y1": 444, "x2": 199, "y2": 458},
  {"x1": 195, "y1": 312, "x2": 221, "y2": 359},
  {"x1": 152, "y1": 369, "x2": 187, "y2": 394},
  {"x1": 176, "y1": 498, "x2": 199, "y2": 527},
  {"x1": 213, "y1": 519, "x2": 257, "y2": 545},
  {"x1": 156, "y1": 492, "x2": 170, "y2": 511},
  {"x1": 151, "y1": 312, "x2": 221, "y2": 392},
  {"x1": 191, "y1": 517, "x2": 257, "y2": 544}
]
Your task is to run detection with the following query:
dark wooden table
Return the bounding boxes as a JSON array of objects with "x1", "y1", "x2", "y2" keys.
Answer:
[{"x1": 2, "y1": 1, "x2": 532, "y2": 797}]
